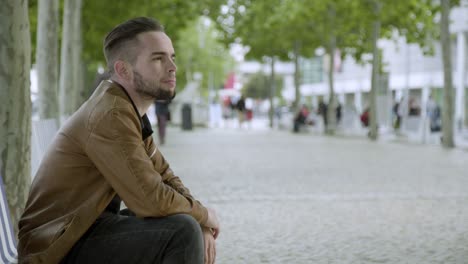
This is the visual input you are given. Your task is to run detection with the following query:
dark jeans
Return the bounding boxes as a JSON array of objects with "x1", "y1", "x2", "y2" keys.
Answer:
[{"x1": 60, "y1": 211, "x2": 204, "y2": 264}]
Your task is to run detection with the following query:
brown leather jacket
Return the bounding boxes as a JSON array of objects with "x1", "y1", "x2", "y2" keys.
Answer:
[{"x1": 18, "y1": 80, "x2": 208, "y2": 264}]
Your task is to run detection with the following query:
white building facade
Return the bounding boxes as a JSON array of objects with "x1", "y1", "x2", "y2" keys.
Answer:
[{"x1": 299, "y1": 3, "x2": 468, "y2": 131}]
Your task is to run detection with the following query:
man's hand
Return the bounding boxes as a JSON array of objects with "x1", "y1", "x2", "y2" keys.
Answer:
[
  {"x1": 202, "y1": 227, "x2": 216, "y2": 264},
  {"x1": 204, "y1": 208, "x2": 220, "y2": 239}
]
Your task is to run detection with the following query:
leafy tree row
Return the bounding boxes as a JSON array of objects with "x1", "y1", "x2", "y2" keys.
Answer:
[{"x1": 210, "y1": 0, "x2": 457, "y2": 146}]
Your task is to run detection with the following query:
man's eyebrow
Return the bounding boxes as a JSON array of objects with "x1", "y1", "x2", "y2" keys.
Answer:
[{"x1": 150, "y1": 51, "x2": 176, "y2": 57}]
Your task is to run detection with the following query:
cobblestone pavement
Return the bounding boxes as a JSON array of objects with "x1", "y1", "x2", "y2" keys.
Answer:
[{"x1": 159, "y1": 126, "x2": 468, "y2": 264}]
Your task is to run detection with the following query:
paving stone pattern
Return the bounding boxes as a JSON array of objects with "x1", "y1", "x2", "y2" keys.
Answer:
[{"x1": 159, "y1": 127, "x2": 468, "y2": 264}]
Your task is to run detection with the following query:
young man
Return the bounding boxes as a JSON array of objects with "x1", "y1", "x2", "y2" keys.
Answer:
[{"x1": 18, "y1": 17, "x2": 219, "y2": 264}]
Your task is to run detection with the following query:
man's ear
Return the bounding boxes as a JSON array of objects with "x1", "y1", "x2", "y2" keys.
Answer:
[{"x1": 114, "y1": 60, "x2": 132, "y2": 81}]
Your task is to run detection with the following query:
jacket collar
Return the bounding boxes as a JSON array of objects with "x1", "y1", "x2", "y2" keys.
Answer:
[{"x1": 108, "y1": 80, "x2": 154, "y2": 140}]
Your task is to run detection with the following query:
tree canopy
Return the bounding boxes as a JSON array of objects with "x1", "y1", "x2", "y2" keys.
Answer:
[
  {"x1": 175, "y1": 16, "x2": 234, "y2": 96},
  {"x1": 242, "y1": 71, "x2": 283, "y2": 99},
  {"x1": 29, "y1": 0, "x2": 224, "y2": 66}
]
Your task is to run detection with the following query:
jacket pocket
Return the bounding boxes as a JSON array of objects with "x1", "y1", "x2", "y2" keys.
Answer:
[{"x1": 23, "y1": 214, "x2": 76, "y2": 255}]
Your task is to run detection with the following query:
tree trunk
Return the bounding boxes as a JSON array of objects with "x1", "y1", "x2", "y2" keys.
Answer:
[
  {"x1": 37, "y1": 0, "x2": 59, "y2": 121},
  {"x1": 326, "y1": 5, "x2": 337, "y2": 135},
  {"x1": 73, "y1": 0, "x2": 85, "y2": 109},
  {"x1": 369, "y1": 1, "x2": 382, "y2": 141},
  {"x1": 59, "y1": 0, "x2": 83, "y2": 120},
  {"x1": 293, "y1": 40, "x2": 301, "y2": 112},
  {"x1": 268, "y1": 57, "x2": 276, "y2": 128},
  {"x1": 0, "y1": 0, "x2": 32, "y2": 233},
  {"x1": 440, "y1": 0, "x2": 455, "y2": 148},
  {"x1": 326, "y1": 38, "x2": 337, "y2": 134}
]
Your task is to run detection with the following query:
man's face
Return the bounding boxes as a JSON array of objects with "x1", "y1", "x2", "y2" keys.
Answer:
[{"x1": 131, "y1": 31, "x2": 177, "y2": 100}]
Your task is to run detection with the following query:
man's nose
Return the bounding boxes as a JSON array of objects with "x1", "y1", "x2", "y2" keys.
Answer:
[{"x1": 168, "y1": 58, "x2": 177, "y2": 72}]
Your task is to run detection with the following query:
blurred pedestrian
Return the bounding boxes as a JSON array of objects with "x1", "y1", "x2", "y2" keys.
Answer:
[
  {"x1": 155, "y1": 100, "x2": 171, "y2": 145},
  {"x1": 236, "y1": 95, "x2": 246, "y2": 128},
  {"x1": 393, "y1": 100, "x2": 401, "y2": 130},
  {"x1": 336, "y1": 102, "x2": 342, "y2": 124},
  {"x1": 293, "y1": 104, "x2": 310, "y2": 133},
  {"x1": 222, "y1": 96, "x2": 232, "y2": 127},
  {"x1": 409, "y1": 98, "x2": 421, "y2": 116},
  {"x1": 427, "y1": 95, "x2": 441, "y2": 132},
  {"x1": 318, "y1": 99, "x2": 328, "y2": 127},
  {"x1": 245, "y1": 97, "x2": 254, "y2": 129},
  {"x1": 360, "y1": 107, "x2": 370, "y2": 127}
]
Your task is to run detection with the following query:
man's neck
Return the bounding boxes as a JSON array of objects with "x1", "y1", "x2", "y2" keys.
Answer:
[
  {"x1": 110, "y1": 78, "x2": 152, "y2": 117},
  {"x1": 124, "y1": 88, "x2": 153, "y2": 117}
]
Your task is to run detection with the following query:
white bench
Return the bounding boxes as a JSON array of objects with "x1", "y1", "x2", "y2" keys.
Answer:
[
  {"x1": 0, "y1": 174, "x2": 18, "y2": 263},
  {"x1": 31, "y1": 119, "x2": 59, "y2": 178},
  {"x1": 0, "y1": 119, "x2": 59, "y2": 263}
]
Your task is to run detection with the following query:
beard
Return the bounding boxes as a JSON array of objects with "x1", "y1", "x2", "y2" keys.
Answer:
[{"x1": 133, "y1": 70, "x2": 176, "y2": 101}]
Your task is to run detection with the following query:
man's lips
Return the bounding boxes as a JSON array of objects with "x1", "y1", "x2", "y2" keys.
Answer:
[{"x1": 162, "y1": 79, "x2": 176, "y2": 85}]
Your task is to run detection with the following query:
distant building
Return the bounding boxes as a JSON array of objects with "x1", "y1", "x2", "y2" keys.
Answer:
[{"x1": 237, "y1": 3, "x2": 468, "y2": 132}]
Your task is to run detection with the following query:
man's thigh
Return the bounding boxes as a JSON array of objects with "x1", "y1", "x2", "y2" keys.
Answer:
[{"x1": 61, "y1": 213, "x2": 200, "y2": 264}]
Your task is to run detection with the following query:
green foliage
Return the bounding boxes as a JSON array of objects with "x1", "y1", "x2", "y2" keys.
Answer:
[
  {"x1": 211, "y1": 0, "x2": 453, "y2": 64},
  {"x1": 29, "y1": 0, "x2": 224, "y2": 67},
  {"x1": 373, "y1": 0, "x2": 440, "y2": 56},
  {"x1": 213, "y1": 0, "x2": 291, "y2": 60},
  {"x1": 28, "y1": 0, "x2": 37, "y2": 62},
  {"x1": 318, "y1": 0, "x2": 448, "y2": 61},
  {"x1": 81, "y1": 0, "x2": 215, "y2": 65},
  {"x1": 174, "y1": 16, "x2": 235, "y2": 97},
  {"x1": 242, "y1": 71, "x2": 283, "y2": 99}
]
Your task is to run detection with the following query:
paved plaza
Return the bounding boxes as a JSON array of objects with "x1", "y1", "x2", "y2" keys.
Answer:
[{"x1": 159, "y1": 125, "x2": 468, "y2": 264}]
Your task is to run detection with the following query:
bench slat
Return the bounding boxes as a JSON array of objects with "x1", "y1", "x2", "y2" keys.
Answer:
[{"x1": 0, "y1": 175, "x2": 18, "y2": 263}]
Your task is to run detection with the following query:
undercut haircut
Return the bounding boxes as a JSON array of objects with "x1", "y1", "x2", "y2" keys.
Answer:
[{"x1": 103, "y1": 17, "x2": 165, "y2": 73}]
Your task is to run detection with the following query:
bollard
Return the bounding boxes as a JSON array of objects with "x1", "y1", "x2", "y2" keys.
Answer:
[{"x1": 181, "y1": 103, "x2": 193, "y2": 130}]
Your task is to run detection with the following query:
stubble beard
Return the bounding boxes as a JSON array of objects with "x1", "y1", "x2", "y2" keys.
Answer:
[{"x1": 133, "y1": 71, "x2": 176, "y2": 101}]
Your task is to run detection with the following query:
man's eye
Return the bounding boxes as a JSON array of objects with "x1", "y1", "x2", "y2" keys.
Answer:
[{"x1": 153, "y1": 57, "x2": 162, "y2": 61}]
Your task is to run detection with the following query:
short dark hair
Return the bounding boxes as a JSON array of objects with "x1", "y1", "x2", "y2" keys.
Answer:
[{"x1": 103, "y1": 17, "x2": 164, "y2": 73}]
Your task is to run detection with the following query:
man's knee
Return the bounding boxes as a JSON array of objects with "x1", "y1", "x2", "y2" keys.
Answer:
[
  {"x1": 165, "y1": 214, "x2": 204, "y2": 263},
  {"x1": 170, "y1": 214, "x2": 202, "y2": 239}
]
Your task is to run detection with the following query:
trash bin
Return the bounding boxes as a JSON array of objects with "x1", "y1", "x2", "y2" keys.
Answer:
[{"x1": 181, "y1": 103, "x2": 192, "y2": 130}]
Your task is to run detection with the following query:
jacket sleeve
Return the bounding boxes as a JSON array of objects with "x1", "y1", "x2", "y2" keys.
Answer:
[
  {"x1": 85, "y1": 106, "x2": 208, "y2": 224},
  {"x1": 144, "y1": 137, "x2": 195, "y2": 200}
]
